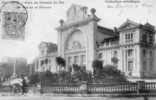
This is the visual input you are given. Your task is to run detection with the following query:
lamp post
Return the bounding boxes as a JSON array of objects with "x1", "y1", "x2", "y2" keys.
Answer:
[{"x1": 12, "y1": 59, "x2": 17, "y2": 78}]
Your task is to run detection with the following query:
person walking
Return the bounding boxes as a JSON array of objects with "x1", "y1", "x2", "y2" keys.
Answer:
[{"x1": 21, "y1": 75, "x2": 27, "y2": 95}]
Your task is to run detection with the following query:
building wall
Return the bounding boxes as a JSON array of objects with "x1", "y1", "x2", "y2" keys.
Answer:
[
  {"x1": 34, "y1": 42, "x2": 58, "y2": 73},
  {"x1": 119, "y1": 28, "x2": 141, "y2": 77},
  {"x1": 56, "y1": 5, "x2": 99, "y2": 71},
  {"x1": 37, "y1": 55, "x2": 57, "y2": 72},
  {"x1": 0, "y1": 57, "x2": 28, "y2": 77},
  {"x1": 56, "y1": 4, "x2": 156, "y2": 79},
  {"x1": 153, "y1": 47, "x2": 156, "y2": 76},
  {"x1": 97, "y1": 47, "x2": 119, "y2": 66}
]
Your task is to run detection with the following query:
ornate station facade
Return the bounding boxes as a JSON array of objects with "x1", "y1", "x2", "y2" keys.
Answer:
[{"x1": 56, "y1": 4, "x2": 156, "y2": 79}]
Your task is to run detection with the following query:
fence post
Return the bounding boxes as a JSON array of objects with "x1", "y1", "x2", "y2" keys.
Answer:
[
  {"x1": 137, "y1": 81, "x2": 145, "y2": 95},
  {"x1": 80, "y1": 81, "x2": 88, "y2": 95},
  {"x1": 143, "y1": 96, "x2": 148, "y2": 100}
]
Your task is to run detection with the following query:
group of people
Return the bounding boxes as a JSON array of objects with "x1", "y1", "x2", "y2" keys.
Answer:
[
  {"x1": 21, "y1": 75, "x2": 28, "y2": 94},
  {"x1": 11, "y1": 75, "x2": 28, "y2": 94}
]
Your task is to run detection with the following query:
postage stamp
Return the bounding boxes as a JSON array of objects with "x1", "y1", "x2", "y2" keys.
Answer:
[{"x1": 1, "y1": 1, "x2": 28, "y2": 40}]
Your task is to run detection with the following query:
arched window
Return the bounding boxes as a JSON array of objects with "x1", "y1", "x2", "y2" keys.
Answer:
[{"x1": 65, "y1": 30, "x2": 85, "y2": 50}]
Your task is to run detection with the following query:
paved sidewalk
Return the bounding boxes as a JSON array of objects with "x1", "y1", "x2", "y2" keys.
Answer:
[
  {"x1": 0, "y1": 93, "x2": 155, "y2": 100},
  {"x1": 0, "y1": 96, "x2": 145, "y2": 100}
]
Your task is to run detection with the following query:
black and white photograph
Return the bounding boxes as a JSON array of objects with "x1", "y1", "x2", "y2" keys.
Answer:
[{"x1": 0, "y1": 0, "x2": 156, "y2": 100}]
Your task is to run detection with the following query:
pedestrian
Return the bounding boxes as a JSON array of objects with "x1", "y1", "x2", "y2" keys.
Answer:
[
  {"x1": 37, "y1": 82, "x2": 43, "y2": 94},
  {"x1": 21, "y1": 75, "x2": 27, "y2": 95}
]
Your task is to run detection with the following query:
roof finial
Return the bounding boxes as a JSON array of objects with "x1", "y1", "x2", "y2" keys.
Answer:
[
  {"x1": 114, "y1": 27, "x2": 118, "y2": 33},
  {"x1": 90, "y1": 8, "x2": 96, "y2": 16},
  {"x1": 59, "y1": 19, "x2": 64, "y2": 26},
  {"x1": 127, "y1": 18, "x2": 130, "y2": 22}
]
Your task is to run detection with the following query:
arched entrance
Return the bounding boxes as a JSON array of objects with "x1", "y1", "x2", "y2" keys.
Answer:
[{"x1": 64, "y1": 30, "x2": 86, "y2": 69}]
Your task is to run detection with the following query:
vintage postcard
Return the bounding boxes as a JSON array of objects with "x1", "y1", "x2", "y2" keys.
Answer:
[{"x1": 0, "y1": 0, "x2": 156, "y2": 100}]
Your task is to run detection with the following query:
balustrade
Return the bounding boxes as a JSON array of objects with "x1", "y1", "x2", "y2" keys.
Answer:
[{"x1": 1, "y1": 81, "x2": 156, "y2": 96}]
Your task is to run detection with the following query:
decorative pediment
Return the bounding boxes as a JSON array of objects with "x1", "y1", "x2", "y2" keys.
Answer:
[
  {"x1": 66, "y1": 4, "x2": 88, "y2": 23},
  {"x1": 56, "y1": 4, "x2": 100, "y2": 31},
  {"x1": 119, "y1": 19, "x2": 140, "y2": 30}
]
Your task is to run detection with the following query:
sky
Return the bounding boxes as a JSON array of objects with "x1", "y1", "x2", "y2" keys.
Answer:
[{"x1": 0, "y1": 0, "x2": 156, "y2": 63}]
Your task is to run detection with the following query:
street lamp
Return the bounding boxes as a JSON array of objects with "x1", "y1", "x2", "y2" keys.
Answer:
[{"x1": 12, "y1": 59, "x2": 17, "y2": 78}]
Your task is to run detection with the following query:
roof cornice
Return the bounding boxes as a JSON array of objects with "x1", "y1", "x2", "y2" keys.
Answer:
[{"x1": 56, "y1": 16, "x2": 100, "y2": 31}]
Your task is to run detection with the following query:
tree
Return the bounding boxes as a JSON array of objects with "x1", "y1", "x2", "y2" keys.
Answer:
[
  {"x1": 71, "y1": 64, "x2": 93, "y2": 83},
  {"x1": 0, "y1": 63, "x2": 13, "y2": 81},
  {"x1": 29, "y1": 71, "x2": 58, "y2": 86},
  {"x1": 58, "y1": 71, "x2": 72, "y2": 83},
  {"x1": 71, "y1": 64, "x2": 81, "y2": 82},
  {"x1": 29, "y1": 73, "x2": 40, "y2": 85},
  {"x1": 92, "y1": 59, "x2": 103, "y2": 78},
  {"x1": 111, "y1": 56, "x2": 118, "y2": 67},
  {"x1": 103, "y1": 65, "x2": 126, "y2": 80},
  {"x1": 40, "y1": 71, "x2": 58, "y2": 85},
  {"x1": 55, "y1": 56, "x2": 66, "y2": 71},
  {"x1": 72, "y1": 64, "x2": 80, "y2": 73},
  {"x1": 92, "y1": 60, "x2": 103, "y2": 70}
]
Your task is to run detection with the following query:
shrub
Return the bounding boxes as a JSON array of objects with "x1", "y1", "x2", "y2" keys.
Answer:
[
  {"x1": 29, "y1": 73, "x2": 40, "y2": 85},
  {"x1": 56, "y1": 57, "x2": 66, "y2": 67},
  {"x1": 93, "y1": 64, "x2": 127, "y2": 83}
]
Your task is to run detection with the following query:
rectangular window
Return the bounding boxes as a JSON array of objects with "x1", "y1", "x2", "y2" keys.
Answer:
[
  {"x1": 81, "y1": 55, "x2": 86, "y2": 65},
  {"x1": 74, "y1": 56, "x2": 79, "y2": 64},
  {"x1": 68, "y1": 56, "x2": 72, "y2": 65},
  {"x1": 150, "y1": 50, "x2": 153, "y2": 57},
  {"x1": 143, "y1": 49, "x2": 147, "y2": 57},
  {"x1": 143, "y1": 61, "x2": 147, "y2": 71},
  {"x1": 142, "y1": 33, "x2": 147, "y2": 43},
  {"x1": 128, "y1": 61, "x2": 133, "y2": 71},
  {"x1": 40, "y1": 60, "x2": 44, "y2": 66},
  {"x1": 98, "y1": 53, "x2": 103, "y2": 59},
  {"x1": 127, "y1": 49, "x2": 133, "y2": 57},
  {"x1": 149, "y1": 34, "x2": 153, "y2": 44},
  {"x1": 128, "y1": 60, "x2": 133, "y2": 76},
  {"x1": 45, "y1": 59, "x2": 48, "y2": 64},
  {"x1": 150, "y1": 60, "x2": 153, "y2": 68},
  {"x1": 125, "y1": 33, "x2": 133, "y2": 43}
]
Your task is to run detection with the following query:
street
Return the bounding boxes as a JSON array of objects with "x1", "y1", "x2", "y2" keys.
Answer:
[{"x1": 0, "y1": 96, "x2": 155, "y2": 100}]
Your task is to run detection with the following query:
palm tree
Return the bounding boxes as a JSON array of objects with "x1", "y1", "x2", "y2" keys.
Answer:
[{"x1": 55, "y1": 56, "x2": 66, "y2": 71}]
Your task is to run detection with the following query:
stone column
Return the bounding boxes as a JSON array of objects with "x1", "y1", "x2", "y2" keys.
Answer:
[
  {"x1": 86, "y1": 8, "x2": 99, "y2": 71},
  {"x1": 57, "y1": 19, "x2": 64, "y2": 57}
]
